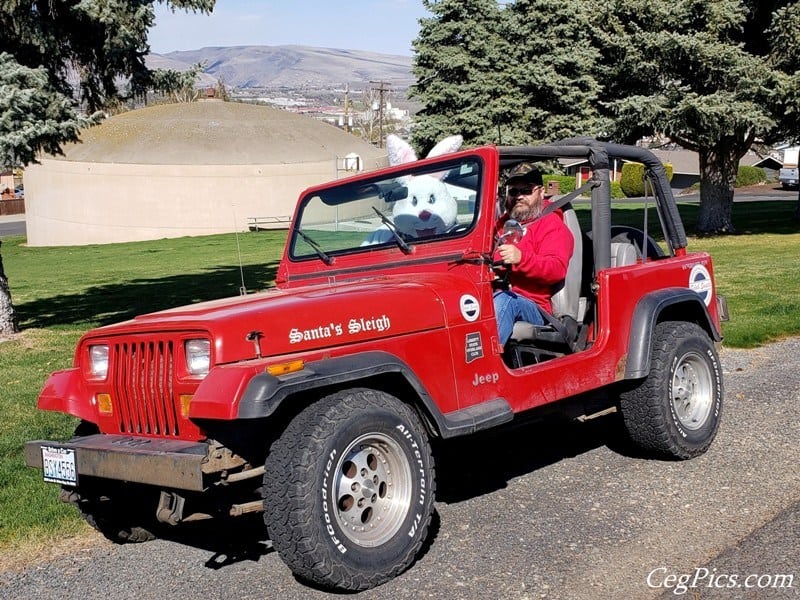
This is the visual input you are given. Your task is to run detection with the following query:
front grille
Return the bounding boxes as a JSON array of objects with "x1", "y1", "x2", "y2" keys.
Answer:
[{"x1": 111, "y1": 340, "x2": 180, "y2": 437}]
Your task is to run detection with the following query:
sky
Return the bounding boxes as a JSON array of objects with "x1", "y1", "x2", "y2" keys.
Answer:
[{"x1": 148, "y1": 0, "x2": 429, "y2": 56}]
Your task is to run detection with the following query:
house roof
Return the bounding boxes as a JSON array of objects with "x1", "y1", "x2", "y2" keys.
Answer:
[
  {"x1": 634, "y1": 149, "x2": 777, "y2": 175},
  {"x1": 750, "y1": 156, "x2": 783, "y2": 170},
  {"x1": 559, "y1": 148, "x2": 780, "y2": 175}
]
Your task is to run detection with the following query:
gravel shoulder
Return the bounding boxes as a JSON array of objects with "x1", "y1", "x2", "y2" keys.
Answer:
[{"x1": 3, "y1": 338, "x2": 798, "y2": 600}]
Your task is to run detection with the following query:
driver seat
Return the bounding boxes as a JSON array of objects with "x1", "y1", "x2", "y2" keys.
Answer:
[{"x1": 506, "y1": 205, "x2": 585, "y2": 364}]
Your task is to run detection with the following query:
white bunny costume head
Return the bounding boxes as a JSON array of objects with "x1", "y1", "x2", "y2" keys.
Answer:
[{"x1": 386, "y1": 134, "x2": 463, "y2": 238}]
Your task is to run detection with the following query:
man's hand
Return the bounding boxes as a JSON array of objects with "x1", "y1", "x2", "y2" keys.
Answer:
[{"x1": 498, "y1": 243, "x2": 522, "y2": 265}]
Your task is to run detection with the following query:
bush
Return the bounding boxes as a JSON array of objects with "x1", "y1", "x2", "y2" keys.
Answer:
[
  {"x1": 542, "y1": 174, "x2": 623, "y2": 199},
  {"x1": 543, "y1": 174, "x2": 576, "y2": 195},
  {"x1": 620, "y1": 162, "x2": 646, "y2": 197},
  {"x1": 620, "y1": 162, "x2": 674, "y2": 197},
  {"x1": 735, "y1": 166, "x2": 767, "y2": 188}
]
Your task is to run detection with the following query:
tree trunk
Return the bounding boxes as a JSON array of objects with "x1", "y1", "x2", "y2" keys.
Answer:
[
  {"x1": 696, "y1": 146, "x2": 740, "y2": 234},
  {"x1": 0, "y1": 241, "x2": 20, "y2": 335}
]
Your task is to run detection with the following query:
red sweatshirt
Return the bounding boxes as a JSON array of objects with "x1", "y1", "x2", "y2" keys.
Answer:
[{"x1": 495, "y1": 204, "x2": 574, "y2": 314}]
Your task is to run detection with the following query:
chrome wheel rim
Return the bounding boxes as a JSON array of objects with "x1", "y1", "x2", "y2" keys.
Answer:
[
  {"x1": 671, "y1": 351, "x2": 714, "y2": 431},
  {"x1": 332, "y1": 432, "x2": 413, "y2": 547}
]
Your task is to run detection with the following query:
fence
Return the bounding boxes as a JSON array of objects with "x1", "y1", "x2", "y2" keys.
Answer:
[{"x1": 0, "y1": 199, "x2": 25, "y2": 216}]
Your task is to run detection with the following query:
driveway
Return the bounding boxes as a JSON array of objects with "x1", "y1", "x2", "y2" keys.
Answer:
[{"x1": 2, "y1": 338, "x2": 798, "y2": 599}]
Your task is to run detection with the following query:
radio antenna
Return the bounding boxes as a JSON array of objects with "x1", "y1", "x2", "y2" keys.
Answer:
[{"x1": 233, "y1": 207, "x2": 247, "y2": 295}]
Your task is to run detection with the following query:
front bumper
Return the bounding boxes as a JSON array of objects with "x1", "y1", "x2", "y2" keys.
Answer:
[{"x1": 25, "y1": 435, "x2": 211, "y2": 491}]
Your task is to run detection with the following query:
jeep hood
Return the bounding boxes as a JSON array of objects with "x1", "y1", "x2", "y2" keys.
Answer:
[{"x1": 84, "y1": 276, "x2": 450, "y2": 363}]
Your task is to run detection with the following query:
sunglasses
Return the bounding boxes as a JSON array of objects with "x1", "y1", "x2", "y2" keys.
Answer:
[{"x1": 507, "y1": 185, "x2": 540, "y2": 197}]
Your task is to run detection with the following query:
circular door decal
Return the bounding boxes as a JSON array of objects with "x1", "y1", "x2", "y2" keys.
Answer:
[
  {"x1": 689, "y1": 264, "x2": 713, "y2": 306},
  {"x1": 459, "y1": 294, "x2": 480, "y2": 322}
]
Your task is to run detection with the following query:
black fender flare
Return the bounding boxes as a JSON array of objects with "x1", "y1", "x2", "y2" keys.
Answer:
[
  {"x1": 625, "y1": 288, "x2": 722, "y2": 380},
  {"x1": 236, "y1": 350, "x2": 512, "y2": 439}
]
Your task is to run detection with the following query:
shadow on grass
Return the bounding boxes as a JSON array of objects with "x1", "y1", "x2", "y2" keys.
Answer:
[
  {"x1": 16, "y1": 262, "x2": 279, "y2": 329},
  {"x1": 574, "y1": 200, "x2": 800, "y2": 239}
]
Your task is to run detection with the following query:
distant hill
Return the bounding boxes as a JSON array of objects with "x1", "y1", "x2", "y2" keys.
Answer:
[{"x1": 147, "y1": 45, "x2": 414, "y2": 89}]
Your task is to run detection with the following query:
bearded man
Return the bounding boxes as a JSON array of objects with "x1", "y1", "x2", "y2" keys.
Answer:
[{"x1": 493, "y1": 162, "x2": 574, "y2": 347}]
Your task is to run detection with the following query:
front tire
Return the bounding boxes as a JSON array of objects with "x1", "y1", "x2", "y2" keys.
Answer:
[
  {"x1": 619, "y1": 321, "x2": 723, "y2": 459},
  {"x1": 263, "y1": 388, "x2": 436, "y2": 591},
  {"x1": 60, "y1": 486, "x2": 157, "y2": 543}
]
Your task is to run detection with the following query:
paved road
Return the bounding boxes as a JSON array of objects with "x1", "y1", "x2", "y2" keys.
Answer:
[
  {"x1": 3, "y1": 338, "x2": 798, "y2": 600},
  {"x1": 0, "y1": 216, "x2": 25, "y2": 238}
]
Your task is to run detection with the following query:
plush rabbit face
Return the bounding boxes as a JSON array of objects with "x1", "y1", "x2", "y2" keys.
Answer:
[
  {"x1": 385, "y1": 134, "x2": 463, "y2": 238},
  {"x1": 392, "y1": 175, "x2": 457, "y2": 237}
]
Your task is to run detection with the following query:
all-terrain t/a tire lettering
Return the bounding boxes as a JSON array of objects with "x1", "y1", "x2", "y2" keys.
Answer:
[
  {"x1": 619, "y1": 321, "x2": 723, "y2": 459},
  {"x1": 263, "y1": 388, "x2": 436, "y2": 591}
]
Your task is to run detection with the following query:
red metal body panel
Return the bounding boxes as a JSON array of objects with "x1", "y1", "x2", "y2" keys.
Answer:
[{"x1": 36, "y1": 142, "x2": 723, "y2": 443}]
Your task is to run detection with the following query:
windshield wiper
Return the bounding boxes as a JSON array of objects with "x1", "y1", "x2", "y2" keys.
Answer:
[
  {"x1": 372, "y1": 207, "x2": 412, "y2": 254},
  {"x1": 294, "y1": 227, "x2": 334, "y2": 265}
]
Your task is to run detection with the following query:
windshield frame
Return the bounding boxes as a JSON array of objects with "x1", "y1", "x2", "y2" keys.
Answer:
[{"x1": 287, "y1": 153, "x2": 485, "y2": 263}]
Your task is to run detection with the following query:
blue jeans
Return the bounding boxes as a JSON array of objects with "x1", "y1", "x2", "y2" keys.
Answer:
[{"x1": 493, "y1": 290, "x2": 545, "y2": 345}]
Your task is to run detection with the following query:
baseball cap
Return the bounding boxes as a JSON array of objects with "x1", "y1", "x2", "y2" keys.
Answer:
[{"x1": 506, "y1": 162, "x2": 543, "y2": 187}]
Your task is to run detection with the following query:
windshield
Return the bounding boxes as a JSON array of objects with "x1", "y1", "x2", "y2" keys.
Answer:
[{"x1": 289, "y1": 157, "x2": 482, "y2": 261}]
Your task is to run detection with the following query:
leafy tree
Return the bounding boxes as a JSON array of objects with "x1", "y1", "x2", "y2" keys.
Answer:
[
  {"x1": 598, "y1": 0, "x2": 800, "y2": 233},
  {"x1": 0, "y1": 0, "x2": 214, "y2": 334},
  {"x1": 150, "y1": 63, "x2": 206, "y2": 103}
]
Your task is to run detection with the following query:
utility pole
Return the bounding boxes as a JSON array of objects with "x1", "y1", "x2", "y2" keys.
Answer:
[
  {"x1": 369, "y1": 80, "x2": 391, "y2": 148},
  {"x1": 343, "y1": 83, "x2": 350, "y2": 134}
]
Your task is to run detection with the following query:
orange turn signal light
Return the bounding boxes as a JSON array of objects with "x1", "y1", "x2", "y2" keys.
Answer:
[
  {"x1": 179, "y1": 395, "x2": 193, "y2": 418},
  {"x1": 266, "y1": 359, "x2": 305, "y2": 376},
  {"x1": 96, "y1": 393, "x2": 113, "y2": 414}
]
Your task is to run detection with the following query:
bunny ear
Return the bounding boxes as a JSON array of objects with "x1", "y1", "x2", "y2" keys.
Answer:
[
  {"x1": 387, "y1": 134, "x2": 418, "y2": 166},
  {"x1": 426, "y1": 135, "x2": 463, "y2": 158}
]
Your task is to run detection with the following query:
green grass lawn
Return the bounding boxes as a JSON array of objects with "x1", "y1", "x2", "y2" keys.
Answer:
[
  {"x1": 1, "y1": 199, "x2": 798, "y2": 560},
  {"x1": 592, "y1": 199, "x2": 800, "y2": 348},
  {"x1": 0, "y1": 230, "x2": 287, "y2": 562}
]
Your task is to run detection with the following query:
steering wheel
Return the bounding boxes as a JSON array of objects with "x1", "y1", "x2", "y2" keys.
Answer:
[{"x1": 445, "y1": 222, "x2": 471, "y2": 235}]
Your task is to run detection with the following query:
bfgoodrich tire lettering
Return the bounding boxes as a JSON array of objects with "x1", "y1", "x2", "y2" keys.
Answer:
[
  {"x1": 263, "y1": 388, "x2": 436, "y2": 591},
  {"x1": 619, "y1": 321, "x2": 723, "y2": 459}
]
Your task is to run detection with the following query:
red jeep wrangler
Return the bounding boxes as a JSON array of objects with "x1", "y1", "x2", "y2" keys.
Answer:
[{"x1": 25, "y1": 139, "x2": 726, "y2": 590}]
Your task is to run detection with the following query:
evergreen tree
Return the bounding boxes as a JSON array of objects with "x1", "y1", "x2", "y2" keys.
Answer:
[
  {"x1": 598, "y1": 0, "x2": 800, "y2": 233},
  {"x1": 410, "y1": 0, "x2": 515, "y2": 151},
  {"x1": 0, "y1": 0, "x2": 215, "y2": 334},
  {"x1": 0, "y1": 53, "x2": 93, "y2": 167},
  {"x1": 410, "y1": 0, "x2": 604, "y2": 149},
  {"x1": 504, "y1": 0, "x2": 605, "y2": 144}
]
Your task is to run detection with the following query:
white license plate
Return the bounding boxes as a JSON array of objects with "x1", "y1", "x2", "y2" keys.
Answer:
[{"x1": 41, "y1": 446, "x2": 77, "y2": 485}]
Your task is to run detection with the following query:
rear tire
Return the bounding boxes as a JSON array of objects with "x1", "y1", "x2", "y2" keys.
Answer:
[
  {"x1": 263, "y1": 388, "x2": 435, "y2": 591},
  {"x1": 619, "y1": 321, "x2": 723, "y2": 459}
]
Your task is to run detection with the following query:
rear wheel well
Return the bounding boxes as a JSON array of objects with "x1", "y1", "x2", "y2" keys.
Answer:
[
  {"x1": 657, "y1": 301, "x2": 716, "y2": 341},
  {"x1": 625, "y1": 289, "x2": 720, "y2": 381}
]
